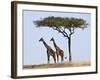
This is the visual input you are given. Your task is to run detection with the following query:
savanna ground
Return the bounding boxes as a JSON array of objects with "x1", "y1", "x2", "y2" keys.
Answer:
[{"x1": 23, "y1": 61, "x2": 91, "y2": 69}]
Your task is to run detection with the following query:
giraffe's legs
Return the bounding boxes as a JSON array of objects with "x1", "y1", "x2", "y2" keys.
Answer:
[
  {"x1": 52, "y1": 55, "x2": 56, "y2": 63},
  {"x1": 47, "y1": 51, "x2": 50, "y2": 64},
  {"x1": 60, "y1": 51, "x2": 64, "y2": 62},
  {"x1": 61, "y1": 55, "x2": 64, "y2": 62},
  {"x1": 57, "y1": 55, "x2": 59, "y2": 63},
  {"x1": 47, "y1": 55, "x2": 50, "y2": 64}
]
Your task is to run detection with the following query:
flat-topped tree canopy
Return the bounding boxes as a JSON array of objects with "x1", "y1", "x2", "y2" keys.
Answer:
[{"x1": 34, "y1": 16, "x2": 88, "y2": 29}]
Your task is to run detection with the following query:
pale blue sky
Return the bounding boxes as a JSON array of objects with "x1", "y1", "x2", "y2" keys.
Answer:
[{"x1": 22, "y1": 10, "x2": 91, "y2": 65}]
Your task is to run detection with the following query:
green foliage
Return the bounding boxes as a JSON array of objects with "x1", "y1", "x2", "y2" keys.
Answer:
[{"x1": 34, "y1": 16, "x2": 88, "y2": 29}]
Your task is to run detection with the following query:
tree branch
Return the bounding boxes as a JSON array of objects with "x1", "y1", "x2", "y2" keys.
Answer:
[
  {"x1": 70, "y1": 27, "x2": 75, "y2": 35},
  {"x1": 69, "y1": 27, "x2": 75, "y2": 36},
  {"x1": 57, "y1": 27, "x2": 69, "y2": 38},
  {"x1": 52, "y1": 27, "x2": 69, "y2": 38},
  {"x1": 60, "y1": 27, "x2": 69, "y2": 38},
  {"x1": 52, "y1": 27, "x2": 57, "y2": 30},
  {"x1": 63, "y1": 29, "x2": 69, "y2": 37}
]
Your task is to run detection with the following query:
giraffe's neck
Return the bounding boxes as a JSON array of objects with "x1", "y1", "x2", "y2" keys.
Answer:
[
  {"x1": 53, "y1": 40, "x2": 59, "y2": 50},
  {"x1": 42, "y1": 40, "x2": 49, "y2": 49}
]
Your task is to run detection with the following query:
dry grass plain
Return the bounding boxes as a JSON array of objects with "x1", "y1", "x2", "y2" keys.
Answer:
[{"x1": 23, "y1": 61, "x2": 91, "y2": 69}]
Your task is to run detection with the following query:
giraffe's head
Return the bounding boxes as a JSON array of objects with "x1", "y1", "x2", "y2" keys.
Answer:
[
  {"x1": 39, "y1": 37, "x2": 44, "y2": 42},
  {"x1": 50, "y1": 37, "x2": 54, "y2": 41}
]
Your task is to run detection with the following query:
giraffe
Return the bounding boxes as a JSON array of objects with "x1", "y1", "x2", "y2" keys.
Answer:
[
  {"x1": 39, "y1": 38, "x2": 56, "y2": 64},
  {"x1": 50, "y1": 37, "x2": 64, "y2": 62}
]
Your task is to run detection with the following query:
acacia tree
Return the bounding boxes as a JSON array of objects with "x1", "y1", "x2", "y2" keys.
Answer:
[{"x1": 34, "y1": 16, "x2": 88, "y2": 62}]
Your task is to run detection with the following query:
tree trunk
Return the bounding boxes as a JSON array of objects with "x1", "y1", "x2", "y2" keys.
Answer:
[{"x1": 68, "y1": 36, "x2": 72, "y2": 62}]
